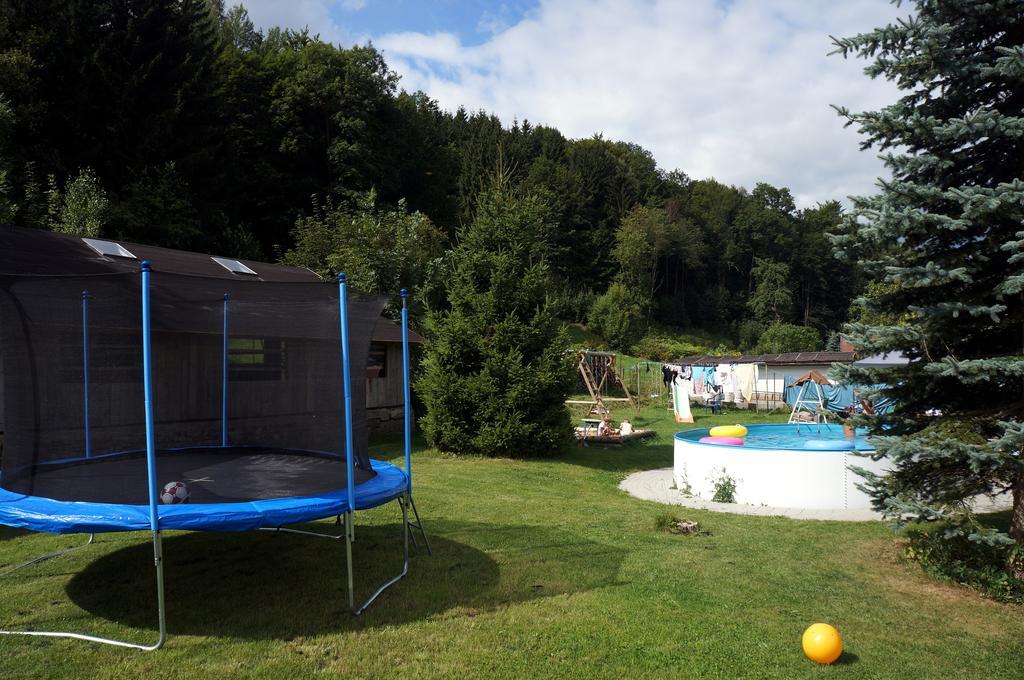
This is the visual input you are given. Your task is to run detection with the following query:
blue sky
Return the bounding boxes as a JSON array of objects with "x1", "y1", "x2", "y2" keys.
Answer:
[
  {"x1": 239, "y1": 0, "x2": 907, "y2": 207},
  {"x1": 326, "y1": 1, "x2": 539, "y2": 46}
]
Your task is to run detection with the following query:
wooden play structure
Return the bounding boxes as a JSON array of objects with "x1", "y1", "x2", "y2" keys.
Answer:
[{"x1": 566, "y1": 350, "x2": 637, "y2": 415}]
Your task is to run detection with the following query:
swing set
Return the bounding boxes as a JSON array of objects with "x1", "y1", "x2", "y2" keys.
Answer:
[
  {"x1": 631, "y1": 361, "x2": 665, "y2": 406},
  {"x1": 786, "y1": 370, "x2": 832, "y2": 430},
  {"x1": 566, "y1": 350, "x2": 637, "y2": 415}
]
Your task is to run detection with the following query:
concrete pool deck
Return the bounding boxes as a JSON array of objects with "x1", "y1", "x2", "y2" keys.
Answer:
[{"x1": 620, "y1": 467, "x2": 1012, "y2": 522}]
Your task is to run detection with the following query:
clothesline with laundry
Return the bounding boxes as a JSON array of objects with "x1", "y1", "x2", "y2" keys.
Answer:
[{"x1": 660, "y1": 362, "x2": 759, "y2": 403}]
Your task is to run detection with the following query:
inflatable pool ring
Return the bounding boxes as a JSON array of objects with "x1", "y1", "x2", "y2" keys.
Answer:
[
  {"x1": 709, "y1": 425, "x2": 748, "y2": 438},
  {"x1": 699, "y1": 436, "x2": 745, "y2": 446},
  {"x1": 804, "y1": 439, "x2": 856, "y2": 451}
]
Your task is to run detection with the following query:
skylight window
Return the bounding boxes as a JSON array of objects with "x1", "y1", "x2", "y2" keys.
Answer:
[
  {"x1": 82, "y1": 238, "x2": 136, "y2": 259},
  {"x1": 212, "y1": 256, "x2": 258, "y2": 276}
]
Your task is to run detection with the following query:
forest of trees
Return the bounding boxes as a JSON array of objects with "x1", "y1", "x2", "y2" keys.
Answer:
[{"x1": 0, "y1": 0, "x2": 861, "y2": 353}]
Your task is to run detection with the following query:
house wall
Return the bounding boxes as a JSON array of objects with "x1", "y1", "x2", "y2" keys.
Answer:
[
  {"x1": 755, "y1": 364, "x2": 843, "y2": 396},
  {"x1": 0, "y1": 337, "x2": 413, "y2": 454},
  {"x1": 366, "y1": 343, "x2": 407, "y2": 432},
  {"x1": 14, "y1": 332, "x2": 351, "y2": 457}
]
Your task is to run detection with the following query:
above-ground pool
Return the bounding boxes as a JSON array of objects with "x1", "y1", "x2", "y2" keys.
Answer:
[{"x1": 673, "y1": 423, "x2": 890, "y2": 510}]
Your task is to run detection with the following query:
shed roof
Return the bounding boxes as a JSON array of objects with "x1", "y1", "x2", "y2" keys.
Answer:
[
  {"x1": 0, "y1": 225, "x2": 318, "y2": 281},
  {"x1": 673, "y1": 351, "x2": 856, "y2": 366},
  {"x1": 0, "y1": 225, "x2": 423, "y2": 343},
  {"x1": 372, "y1": 318, "x2": 425, "y2": 344},
  {"x1": 853, "y1": 351, "x2": 909, "y2": 367}
]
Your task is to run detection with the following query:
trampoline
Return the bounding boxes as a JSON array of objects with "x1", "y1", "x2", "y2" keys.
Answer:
[
  {"x1": 0, "y1": 448, "x2": 408, "y2": 534},
  {"x1": 0, "y1": 252, "x2": 429, "y2": 650}
]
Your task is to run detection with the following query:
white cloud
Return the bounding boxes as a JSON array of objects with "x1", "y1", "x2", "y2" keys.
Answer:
[
  {"x1": 377, "y1": 0, "x2": 907, "y2": 207},
  {"x1": 376, "y1": 31, "x2": 467, "y2": 64},
  {"x1": 236, "y1": 0, "x2": 361, "y2": 46}
]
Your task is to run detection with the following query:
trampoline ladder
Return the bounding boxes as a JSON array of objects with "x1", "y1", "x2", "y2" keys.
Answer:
[
  {"x1": 350, "y1": 496, "x2": 408, "y2": 615},
  {"x1": 406, "y1": 494, "x2": 432, "y2": 555},
  {"x1": 351, "y1": 494, "x2": 430, "y2": 615}
]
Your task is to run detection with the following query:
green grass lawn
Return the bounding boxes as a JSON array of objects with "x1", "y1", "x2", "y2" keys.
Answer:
[{"x1": 1, "y1": 406, "x2": 1022, "y2": 678}]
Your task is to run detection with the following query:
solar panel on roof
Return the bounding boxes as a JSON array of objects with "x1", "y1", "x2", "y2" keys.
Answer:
[
  {"x1": 211, "y1": 256, "x2": 257, "y2": 275},
  {"x1": 82, "y1": 238, "x2": 136, "y2": 259}
]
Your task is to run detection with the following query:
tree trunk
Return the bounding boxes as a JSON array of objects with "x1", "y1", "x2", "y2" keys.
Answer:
[
  {"x1": 1009, "y1": 469, "x2": 1024, "y2": 580},
  {"x1": 803, "y1": 281, "x2": 811, "y2": 326}
]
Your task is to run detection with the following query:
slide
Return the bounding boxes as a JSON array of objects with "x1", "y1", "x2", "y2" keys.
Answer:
[{"x1": 674, "y1": 379, "x2": 694, "y2": 423}]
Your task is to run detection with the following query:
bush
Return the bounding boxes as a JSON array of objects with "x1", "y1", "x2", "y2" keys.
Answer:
[
  {"x1": 627, "y1": 326, "x2": 740, "y2": 362},
  {"x1": 737, "y1": 320, "x2": 763, "y2": 353},
  {"x1": 547, "y1": 286, "x2": 596, "y2": 324},
  {"x1": 630, "y1": 333, "x2": 706, "y2": 362},
  {"x1": 903, "y1": 521, "x2": 1024, "y2": 604},
  {"x1": 283, "y1": 190, "x2": 442, "y2": 300},
  {"x1": 48, "y1": 167, "x2": 107, "y2": 237},
  {"x1": 589, "y1": 283, "x2": 646, "y2": 351},
  {"x1": 754, "y1": 323, "x2": 820, "y2": 353}
]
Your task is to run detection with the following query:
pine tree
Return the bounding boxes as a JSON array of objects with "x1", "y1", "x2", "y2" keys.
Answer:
[
  {"x1": 416, "y1": 187, "x2": 574, "y2": 457},
  {"x1": 830, "y1": 0, "x2": 1024, "y2": 579}
]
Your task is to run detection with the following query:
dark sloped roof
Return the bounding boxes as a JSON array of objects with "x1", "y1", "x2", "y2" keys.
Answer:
[
  {"x1": 0, "y1": 225, "x2": 318, "y2": 281},
  {"x1": 372, "y1": 318, "x2": 424, "y2": 344},
  {"x1": 0, "y1": 226, "x2": 424, "y2": 344},
  {"x1": 673, "y1": 351, "x2": 856, "y2": 366}
]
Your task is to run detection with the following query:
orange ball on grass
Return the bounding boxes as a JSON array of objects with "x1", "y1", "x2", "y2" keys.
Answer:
[{"x1": 802, "y1": 623, "x2": 843, "y2": 664}]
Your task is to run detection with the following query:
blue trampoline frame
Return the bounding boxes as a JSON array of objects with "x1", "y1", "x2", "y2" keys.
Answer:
[
  {"x1": 0, "y1": 265, "x2": 429, "y2": 650},
  {"x1": 0, "y1": 456, "x2": 410, "y2": 534}
]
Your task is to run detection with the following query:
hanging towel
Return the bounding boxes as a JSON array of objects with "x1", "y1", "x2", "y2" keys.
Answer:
[{"x1": 734, "y1": 363, "x2": 756, "y2": 402}]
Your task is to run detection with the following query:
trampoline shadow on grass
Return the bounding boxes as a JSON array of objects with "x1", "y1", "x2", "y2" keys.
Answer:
[
  {"x1": 61, "y1": 520, "x2": 626, "y2": 640},
  {"x1": 0, "y1": 527, "x2": 30, "y2": 543}
]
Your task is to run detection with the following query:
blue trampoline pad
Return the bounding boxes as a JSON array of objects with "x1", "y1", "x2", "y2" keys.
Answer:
[{"x1": 0, "y1": 455, "x2": 408, "y2": 535}]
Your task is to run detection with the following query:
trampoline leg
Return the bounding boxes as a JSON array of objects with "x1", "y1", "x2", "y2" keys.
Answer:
[
  {"x1": 345, "y1": 511, "x2": 355, "y2": 611},
  {"x1": 352, "y1": 496, "x2": 410, "y2": 616},
  {"x1": 1, "y1": 533, "x2": 96, "y2": 576},
  {"x1": 152, "y1": 531, "x2": 167, "y2": 650},
  {"x1": 0, "y1": 530, "x2": 167, "y2": 651}
]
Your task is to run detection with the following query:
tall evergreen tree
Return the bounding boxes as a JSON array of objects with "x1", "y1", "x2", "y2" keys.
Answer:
[
  {"x1": 830, "y1": 0, "x2": 1024, "y2": 578},
  {"x1": 416, "y1": 187, "x2": 574, "y2": 457}
]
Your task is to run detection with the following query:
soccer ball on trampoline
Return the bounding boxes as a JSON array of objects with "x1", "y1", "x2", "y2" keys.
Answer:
[{"x1": 160, "y1": 481, "x2": 191, "y2": 505}]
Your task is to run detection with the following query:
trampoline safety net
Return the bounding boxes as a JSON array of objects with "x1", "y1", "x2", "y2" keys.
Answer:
[{"x1": 0, "y1": 271, "x2": 388, "y2": 505}]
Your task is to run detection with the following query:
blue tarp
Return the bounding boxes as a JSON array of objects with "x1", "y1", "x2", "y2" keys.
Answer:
[{"x1": 783, "y1": 376, "x2": 894, "y2": 415}]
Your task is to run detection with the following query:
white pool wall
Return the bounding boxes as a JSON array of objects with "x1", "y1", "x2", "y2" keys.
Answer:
[{"x1": 673, "y1": 431, "x2": 891, "y2": 510}]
